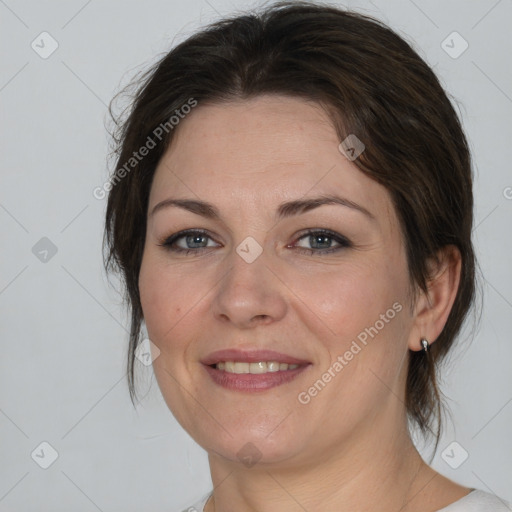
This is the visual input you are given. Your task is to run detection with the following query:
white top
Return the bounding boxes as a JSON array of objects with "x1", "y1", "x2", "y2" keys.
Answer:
[{"x1": 181, "y1": 490, "x2": 512, "y2": 512}]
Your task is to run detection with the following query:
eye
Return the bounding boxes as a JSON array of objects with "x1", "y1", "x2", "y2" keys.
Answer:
[
  {"x1": 158, "y1": 228, "x2": 351, "y2": 256},
  {"x1": 291, "y1": 229, "x2": 351, "y2": 255},
  {"x1": 158, "y1": 229, "x2": 220, "y2": 255}
]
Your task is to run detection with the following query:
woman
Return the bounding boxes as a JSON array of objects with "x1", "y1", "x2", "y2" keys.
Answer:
[{"x1": 104, "y1": 2, "x2": 511, "y2": 510}]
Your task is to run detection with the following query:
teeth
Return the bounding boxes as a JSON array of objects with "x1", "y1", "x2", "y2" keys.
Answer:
[
  {"x1": 249, "y1": 362, "x2": 266, "y2": 374},
  {"x1": 215, "y1": 361, "x2": 300, "y2": 373},
  {"x1": 234, "y1": 362, "x2": 250, "y2": 373},
  {"x1": 267, "y1": 361, "x2": 280, "y2": 372}
]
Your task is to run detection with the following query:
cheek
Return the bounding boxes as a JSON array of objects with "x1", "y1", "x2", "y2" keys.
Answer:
[
  {"x1": 138, "y1": 256, "x2": 185, "y2": 344},
  {"x1": 292, "y1": 256, "x2": 411, "y2": 403},
  {"x1": 296, "y1": 264, "x2": 410, "y2": 427},
  {"x1": 292, "y1": 259, "x2": 404, "y2": 338}
]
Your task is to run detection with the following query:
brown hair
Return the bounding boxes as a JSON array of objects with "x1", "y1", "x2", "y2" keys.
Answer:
[{"x1": 104, "y1": 1, "x2": 476, "y2": 442}]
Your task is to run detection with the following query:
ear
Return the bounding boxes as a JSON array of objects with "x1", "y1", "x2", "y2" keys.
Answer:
[{"x1": 408, "y1": 245, "x2": 462, "y2": 352}]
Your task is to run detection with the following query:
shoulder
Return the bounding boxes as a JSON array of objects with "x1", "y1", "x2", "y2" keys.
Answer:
[
  {"x1": 177, "y1": 492, "x2": 211, "y2": 512},
  {"x1": 438, "y1": 490, "x2": 512, "y2": 511},
  {"x1": 177, "y1": 490, "x2": 511, "y2": 512}
]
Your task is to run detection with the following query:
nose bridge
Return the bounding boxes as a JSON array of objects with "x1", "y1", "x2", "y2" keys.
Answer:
[
  {"x1": 226, "y1": 237, "x2": 269, "y2": 293},
  {"x1": 221, "y1": 237, "x2": 270, "y2": 301},
  {"x1": 212, "y1": 235, "x2": 287, "y2": 326}
]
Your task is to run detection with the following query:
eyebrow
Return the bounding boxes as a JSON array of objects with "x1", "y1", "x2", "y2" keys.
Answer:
[{"x1": 150, "y1": 194, "x2": 375, "y2": 221}]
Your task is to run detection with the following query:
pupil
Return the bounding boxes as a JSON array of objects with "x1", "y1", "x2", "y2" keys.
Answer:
[
  {"x1": 312, "y1": 234, "x2": 330, "y2": 248},
  {"x1": 187, "y1": 235, "x2": 206, "y2": 248}
]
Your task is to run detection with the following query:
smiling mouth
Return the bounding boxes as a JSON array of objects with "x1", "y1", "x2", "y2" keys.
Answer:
[
  {"x1": 203, "y1": 361, "x2": 311, "y2": 392},
  {"x1": 201, "y1": 348, "x2": 311, "y2": 391},
  {"x1": 211, "y1": 361, "x2": 301, "y2": 373}
]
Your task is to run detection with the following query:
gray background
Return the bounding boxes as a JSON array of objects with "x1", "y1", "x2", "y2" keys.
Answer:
[{"x1": 1, "y1": 0, "x2": 511, "y2": 510}]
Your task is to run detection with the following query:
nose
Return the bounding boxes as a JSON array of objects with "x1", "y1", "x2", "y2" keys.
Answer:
[{"x1": 211, "y1": 243, "x2": 288, "y2": 329}]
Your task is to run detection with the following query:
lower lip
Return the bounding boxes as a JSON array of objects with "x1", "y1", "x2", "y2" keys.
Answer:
[{"x1": 202, "y1": 364, "x2": 311, "y2": 392}]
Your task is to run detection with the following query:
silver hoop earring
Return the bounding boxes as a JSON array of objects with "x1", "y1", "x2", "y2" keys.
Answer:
[{"x1": 420, "y1": 338, "x2": 429, "y2": 353}]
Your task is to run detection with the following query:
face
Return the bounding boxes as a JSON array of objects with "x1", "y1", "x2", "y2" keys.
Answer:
[{"x1": 139, "y1": 95, "x2": 417, "y2": 467}]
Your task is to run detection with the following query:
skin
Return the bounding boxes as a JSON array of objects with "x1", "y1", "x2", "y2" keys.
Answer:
[{"x1": 139, "y1": 95, "x2": 470, "y2": 511}]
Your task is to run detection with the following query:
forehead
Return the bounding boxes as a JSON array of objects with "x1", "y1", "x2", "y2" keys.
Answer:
[{"x1": 149, "y1": 95, "x2": 392, "y2": 220}]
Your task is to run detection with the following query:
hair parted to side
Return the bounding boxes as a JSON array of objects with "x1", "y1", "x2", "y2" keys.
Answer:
[{"x1": 104, "y1": 1, "x2": 476, "y2": 444}]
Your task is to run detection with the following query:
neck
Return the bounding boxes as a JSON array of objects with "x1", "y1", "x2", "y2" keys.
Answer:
[{"x1": 205, "y1": 416, "x2": 434, "y2": 512}]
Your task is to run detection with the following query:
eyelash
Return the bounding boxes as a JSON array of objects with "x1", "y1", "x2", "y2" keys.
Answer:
[{"x1": 158, "y1": 228, "x2": 352, "y2": 256}]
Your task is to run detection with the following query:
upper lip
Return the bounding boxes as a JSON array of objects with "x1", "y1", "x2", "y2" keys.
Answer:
[{"x1": 201, "y1": 349, "x2": 311, "y2": 366}]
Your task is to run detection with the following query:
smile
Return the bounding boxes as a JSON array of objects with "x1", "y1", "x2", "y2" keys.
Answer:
[
  {"x1": 214, "y1": 361, "x2": 300, "y2": 373},
  {"x1": 201, "y1": 348, "x2": 311, "y2": 391}
]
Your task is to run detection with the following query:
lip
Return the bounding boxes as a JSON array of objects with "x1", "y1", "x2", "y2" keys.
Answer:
[
  {"x1": 201, "y1": 349, "x2": 311, "y2": 366},
  {"x1": 201, "y1": 349, "x2": 312, "y2": 392},
  {"x1": 202, "y1": 363, "x2": 311, "y2": 392}
]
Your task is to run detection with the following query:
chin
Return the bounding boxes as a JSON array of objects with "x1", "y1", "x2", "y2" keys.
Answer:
[
  {"x1": 186, "y1": 418, "x2": 311, "y2": 468},
  {"x1": 209, "y1": 439, "x2": 303, "y2": 468}
]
